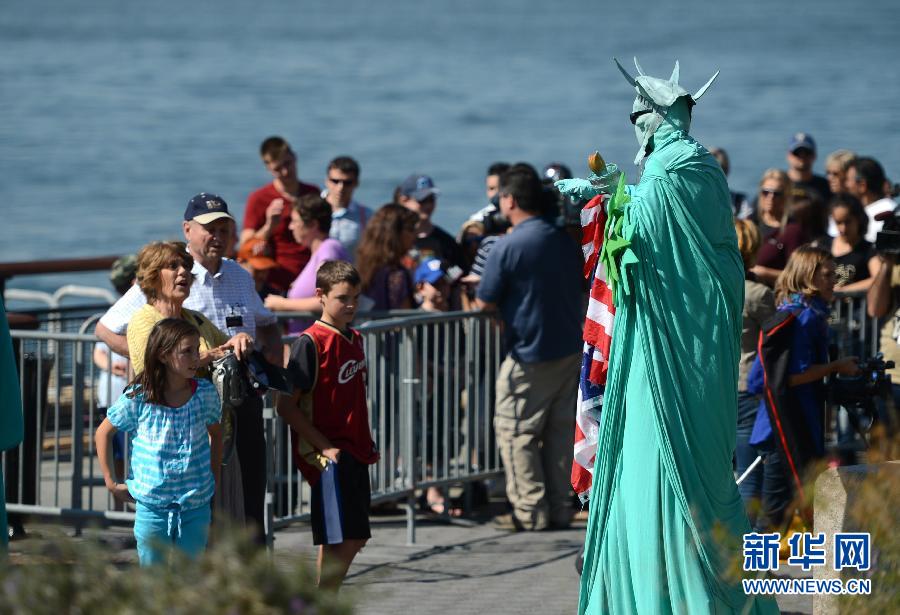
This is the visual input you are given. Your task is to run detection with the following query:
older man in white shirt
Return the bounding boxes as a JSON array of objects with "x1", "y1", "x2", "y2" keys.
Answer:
[{"x1": 95, "y1": 193, "x2": 281, "y2": 545}]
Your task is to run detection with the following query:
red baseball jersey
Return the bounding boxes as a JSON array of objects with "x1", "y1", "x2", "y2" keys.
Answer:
[{"x1": 292, "y1": 321, "x2": 378, "y2": 484}]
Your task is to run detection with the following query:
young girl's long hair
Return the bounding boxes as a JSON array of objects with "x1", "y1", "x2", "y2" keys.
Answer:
[
  {"x1": 775, "y1": 244, "x2": 833, "y2": 305},
  {"x1": 127, "y1": 318, "x2": 200, "y2": 405},
  {"x1": 354, "y1": 203, "x2": 419, "y2": 290}
]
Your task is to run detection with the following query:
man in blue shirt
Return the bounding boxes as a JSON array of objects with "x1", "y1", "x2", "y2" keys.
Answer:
[
  {"x1": 321, "y1": 156, "x2": 372, "y2": 259},
  {"x1": 476, "y1": 163, "x2": 584, "y2": 531}
]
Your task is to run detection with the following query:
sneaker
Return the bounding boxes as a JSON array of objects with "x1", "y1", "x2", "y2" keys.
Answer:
[{"x1": 492, "y1": 513, "x2": 526, "y2": 532}]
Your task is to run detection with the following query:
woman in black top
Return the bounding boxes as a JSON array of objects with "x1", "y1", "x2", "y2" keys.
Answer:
[{"x1": 827, "y1": 193, "x2": 879, "y2": 291}]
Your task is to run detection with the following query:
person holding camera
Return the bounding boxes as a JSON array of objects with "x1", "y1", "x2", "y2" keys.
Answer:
[
  {"x1": 746, "y1": 245, "x2": 860, "y2": 530},
  {"x1": 476, "y1": 163, "x2": 583, "y2": 532},
  {"x1": 865, "y1": 238, "x2": 900, "y2": 418}
]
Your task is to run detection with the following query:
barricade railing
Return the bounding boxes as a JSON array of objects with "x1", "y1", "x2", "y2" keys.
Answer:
[
  {"x1": 3, "y1": 311, "x2": 506, "y2": 546},
  {"x1": 269, "y1": 311, "x2": 505, "y2": 544},
  {"x1": 2, "y1": 292, "x2": 882, "y2": 543}
]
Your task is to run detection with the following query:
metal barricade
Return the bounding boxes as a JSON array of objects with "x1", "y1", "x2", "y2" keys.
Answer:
[
  {"x1": 4, "y1": 296, "x2": 884, "y2": 543},
  {"x1": 829, "y1": 291, "x2": 879, "y2": 359},
  {"x1": 3, "y1": 311, "x2": 506, "y2": 545},
  {"x1": 268, "y1": 311, "x2": 505, "y2": 544}
]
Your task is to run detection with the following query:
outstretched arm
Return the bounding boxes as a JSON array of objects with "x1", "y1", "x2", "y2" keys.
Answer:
[{"x1": 867, "y1": 256, "x2": 895, "y2": 318}]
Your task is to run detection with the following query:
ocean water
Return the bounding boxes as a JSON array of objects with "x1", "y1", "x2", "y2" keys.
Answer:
[{"x1": 2, "y1": 0, "x2": 899, "y2": 296}]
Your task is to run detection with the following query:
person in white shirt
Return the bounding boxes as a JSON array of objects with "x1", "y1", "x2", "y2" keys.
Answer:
[
  {"x1": 95, "y1": 193, "x2": 281, "y2": 545},
  {"x1": 846, "y1": 156, "x2": 896, "y2": 243}
]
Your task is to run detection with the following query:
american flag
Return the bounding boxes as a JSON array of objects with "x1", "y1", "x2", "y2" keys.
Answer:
[{"x1": 572, "y1": 194, "x2": 616, "y2": 502}]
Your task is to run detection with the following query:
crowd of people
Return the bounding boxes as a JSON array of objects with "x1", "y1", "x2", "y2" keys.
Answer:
[
  {"x1": 731, "y1": 133, "x2": 900, "y2": 547},
  {"x1": 73, "y1": 129, "x2": 897, "y2": 593}
]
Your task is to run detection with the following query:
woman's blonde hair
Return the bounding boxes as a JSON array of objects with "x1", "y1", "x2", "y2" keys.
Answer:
[
  {"x1": 775, "y1": 243, "x2": 833, "y2": 304},
  {"x1": 825, "y1": 149, "x2": 856, "y2": 171},
  {"x1": 758, "y1": 168, "x2": 794, "y2": 227},
  {"x1": 734, "y1": 219, "x2": 761, "y2": 271},
  {"x1": 136, "y1": 241, "x2": 194, "y2": 302}
]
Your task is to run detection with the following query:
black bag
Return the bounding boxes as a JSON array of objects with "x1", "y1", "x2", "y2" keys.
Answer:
[{"x1": 245, "y1": 350, "x2": 292, "y2": 395}]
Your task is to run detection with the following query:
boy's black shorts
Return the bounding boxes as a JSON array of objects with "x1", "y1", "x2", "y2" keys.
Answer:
[{"x1": 311, "y1": 453, "x2": 372, "y2": 545}]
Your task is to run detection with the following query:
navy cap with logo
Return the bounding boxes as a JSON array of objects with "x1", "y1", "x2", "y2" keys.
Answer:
[
  {"x1": 184, "y1": 192, "x2": 235, "y2": 224},
  {"x1": 399, "y1": 174, "x2": 440, "y2": 202},
  {"x1": 788, "y1": 132, "x2": 816, "y2": 154}
]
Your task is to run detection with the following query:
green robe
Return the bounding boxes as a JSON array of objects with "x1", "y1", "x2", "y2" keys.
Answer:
[
  {"x1": 1, "y1": 301, "x2": 25, "y2": 552},
  {"x1": 579, "y1": 110, "x2": 778, "y2": 613}
]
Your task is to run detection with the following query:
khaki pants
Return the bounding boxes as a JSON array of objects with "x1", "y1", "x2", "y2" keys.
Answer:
[{"x1": 494, "y1": 352, "x2": 580, "y2": 530}]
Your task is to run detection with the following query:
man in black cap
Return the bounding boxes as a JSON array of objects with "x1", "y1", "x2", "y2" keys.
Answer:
[
  {"x1": 396, "y1": 174, "x2": 465, "y2": 271},
  {"x1": 786, "y1": 132, "x2": 831, "y2": 206},
  {"x1": 95, "y1": 193, "x2": 282, "y2": 544}
]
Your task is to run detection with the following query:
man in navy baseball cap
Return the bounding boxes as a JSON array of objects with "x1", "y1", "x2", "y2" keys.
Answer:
[
  {"x1": 395, "y1": 174, "x2": 464, "y2": 273},
  {"x1": 184, "y1": 192, "x2": 236, "y2": 224},
  {"x1": 398, "y1": 174, "x2": 440, "y2": 203},
  {"x1": 786, "y1": 132, "x2": 831, "y2": 207}
]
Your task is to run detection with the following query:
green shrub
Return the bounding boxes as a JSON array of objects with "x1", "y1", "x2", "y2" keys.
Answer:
[{"x1": 0, "y1": 531, "x2": 353, "y2": 615}]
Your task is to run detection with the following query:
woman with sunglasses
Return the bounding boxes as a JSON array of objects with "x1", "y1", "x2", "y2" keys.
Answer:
[{"x1": 751, "y1": 169, "x2": 809, "y2": 286}]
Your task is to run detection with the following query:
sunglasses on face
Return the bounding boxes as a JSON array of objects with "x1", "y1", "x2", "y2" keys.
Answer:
[
  {"x1": 328, "y1": 177, "x2": 356, "y2": 186},
  {"x1": 760, "y1": 189, "x2": 784, "y2": 197},
  {"x1": 630, "y1": 109, "x2": 652, "y2": 125}
]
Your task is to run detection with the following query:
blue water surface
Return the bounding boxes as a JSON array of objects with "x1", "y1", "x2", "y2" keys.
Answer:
[{"x1": 1, "y1": 0, "x2": 898, "y2": 295}]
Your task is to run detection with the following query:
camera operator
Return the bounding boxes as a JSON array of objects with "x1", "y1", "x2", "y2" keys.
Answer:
[{"x1": 865, "y1": 223, "x2": 900, "y2": 424}]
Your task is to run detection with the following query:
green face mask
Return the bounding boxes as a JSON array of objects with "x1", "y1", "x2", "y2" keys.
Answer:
[{"x1": 616, "y1": 58, "x2": 719, "y2": 166}]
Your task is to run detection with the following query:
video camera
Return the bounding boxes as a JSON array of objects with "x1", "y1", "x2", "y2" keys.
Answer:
[
  {"x1": 542, "y1": 162, "x2": 583, "y2": 228},
  {"x1": 874, "y1": 206, "x2": 900, "y2": 255},
  {"x1": 481, "y1": 194, "x2": 511, "y2": 236},
  {"x1": 830, "y1": 353, "x2": 894, "y2": 434}
]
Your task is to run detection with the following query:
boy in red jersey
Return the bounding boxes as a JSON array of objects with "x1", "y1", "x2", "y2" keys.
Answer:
[{"x1": 276, "y1": 260, "x2": 378, "y2": 590}]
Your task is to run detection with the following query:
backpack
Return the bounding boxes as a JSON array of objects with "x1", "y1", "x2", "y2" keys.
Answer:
[{"x1": 749, "y1": 308, "x2": 819, "y2": 499}]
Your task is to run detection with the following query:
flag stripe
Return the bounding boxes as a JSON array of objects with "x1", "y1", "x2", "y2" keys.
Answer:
[{"x1": 572, "y1": 193, "x2": 616, "y2": 501}]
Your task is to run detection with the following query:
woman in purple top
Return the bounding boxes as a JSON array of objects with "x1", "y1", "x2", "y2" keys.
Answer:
[{"x1": 265, "y1": 195, "x2": 350, "y2": 333}]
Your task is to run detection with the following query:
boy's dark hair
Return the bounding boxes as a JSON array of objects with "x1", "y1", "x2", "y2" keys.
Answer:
[
  {"x1": 293, "y1": 194, "x2": 333, "y2": 235},
  {"x1": 848, "y1": 157, "x2": 886, "y2": 198},
  {"x1": 260, "y1": 136, "x2": 292, "y2": 160},
  {"x1": 316, "y1": 260, "x2": 361, "y2": 294},
  {"x1": 487, "y1": 162, "x2": 510, "y2": 177},
  {"x1": 327, "y1": 156, "x2": 360, "y2": 179},
  {"x1": 127, "y1": 318, "x2": 200, "y2": 406},
  {"x1": 499, "y1": 163, "x2": 543, "y2": 214}
]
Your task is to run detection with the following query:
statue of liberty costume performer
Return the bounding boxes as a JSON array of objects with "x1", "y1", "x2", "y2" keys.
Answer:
[{"x1": 558, "y1": 60, "x2": 778, "y2": 614}]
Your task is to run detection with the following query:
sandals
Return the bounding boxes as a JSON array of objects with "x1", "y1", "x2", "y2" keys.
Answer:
[{"x1": 421, "y1": 488, "x2": 463, "y2": 518}]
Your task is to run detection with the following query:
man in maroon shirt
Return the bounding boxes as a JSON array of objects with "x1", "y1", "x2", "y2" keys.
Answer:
[{"x1": 242, "y1": 136, "x2": 319, "y2": 292}]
